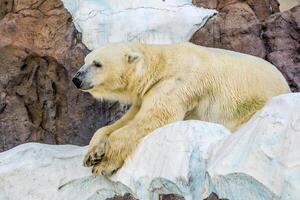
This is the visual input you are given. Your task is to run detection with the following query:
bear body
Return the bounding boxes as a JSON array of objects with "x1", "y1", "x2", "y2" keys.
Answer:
[{"x1": 73, "y1": 42, "x2": 290, "y2": 175}]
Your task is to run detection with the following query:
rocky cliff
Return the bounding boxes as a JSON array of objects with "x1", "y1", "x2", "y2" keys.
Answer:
[{"x1": 0, "y1": 0, "x2": 129, "y2": 151}]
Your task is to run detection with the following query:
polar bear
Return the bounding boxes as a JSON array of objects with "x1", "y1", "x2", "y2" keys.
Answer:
[{"x1": 72, "y1": 42, "x2": 290, "y2": 176}]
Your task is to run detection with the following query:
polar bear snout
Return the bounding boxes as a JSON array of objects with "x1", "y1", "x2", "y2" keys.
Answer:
[
  {"x1": 72, "y1": 74, "x2": 82, "y2": 89},
  {"x1": 72, "y1": 71, "x2": 93, "y2": 90}
]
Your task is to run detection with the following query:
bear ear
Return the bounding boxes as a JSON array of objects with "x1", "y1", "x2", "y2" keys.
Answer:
[{"x1": 125, "y1": 52, "x2": 142, "y2": 64}]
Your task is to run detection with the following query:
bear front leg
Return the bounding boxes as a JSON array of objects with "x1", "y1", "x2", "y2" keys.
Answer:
[
  {"x1": 83, "y1": 105, "x2": 140, "y2": 167},
  {"x1": 91, "y1": 96, "x2": 187, "y2": 176}
]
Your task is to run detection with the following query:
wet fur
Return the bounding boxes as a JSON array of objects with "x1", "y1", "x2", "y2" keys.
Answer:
[{"x1": 81, "y1": 42, "x2": 290, "y2": 176}]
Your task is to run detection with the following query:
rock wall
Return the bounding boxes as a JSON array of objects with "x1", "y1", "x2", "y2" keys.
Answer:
[
  {"x1": 264, "y1": 6, "x2": 300, "y2": 92},
  {"x1": 191, "y1": 0, "x2": 279, "y2": 58},
  {"x1": 0, "y1": 0, "x2": 128, "y2": 151}
]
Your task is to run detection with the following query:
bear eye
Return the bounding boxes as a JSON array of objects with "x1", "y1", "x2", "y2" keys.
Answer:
[{"x1": 93, "y1": 61, "x2": 102, "y2": 68}]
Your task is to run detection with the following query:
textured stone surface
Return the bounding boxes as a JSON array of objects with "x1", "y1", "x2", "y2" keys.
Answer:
[
  {"x1": 203, "y1": 193, "x2": 228, "y2": 200},
  {"x1": 191, "y1": 2, "x2": 265, "y2": 57},
  {"x1": 0, "y1": 0, "x2": 87, "y2": 67},
  {"x1": 0, "y1": 93, "x2": 300, "y2": 200},
  {"x1": 0, "y1": 0, "x2": 128, "y2": 151},
  {"x1": 0, "y1": 0, "x2": 13, "y2": 20},
  {"x1": 263, "y1": 5, "x2": 300, "y2": 92},
  {"x1": 191, "y1": 0, "x2": 280, "y2": 58},
  {"x1": 107, "y1": 194, "x2": 137, "y2": 200},
  {"x1": 192, "y1": 0, "x2": 280, "y2": 20}
]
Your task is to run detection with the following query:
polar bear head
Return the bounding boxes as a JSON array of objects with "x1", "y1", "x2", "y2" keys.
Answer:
[{"x1": 72, "y1": 43, "x2": 146, "y2": 102}]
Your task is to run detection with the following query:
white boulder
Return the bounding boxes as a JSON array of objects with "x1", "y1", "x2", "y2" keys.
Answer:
[
  {"x1": 0, "y1": 93, "x2": 299, "y2": 200},
  {"x1": 61, "y1": 0, "x2": 217, "y2": 50},
  {"x1": 208, "y1": 93, "x2": 300, "y2": 200},
  {"x1": 113, "y1": 121, "x2": 230, "y2": 199},
  {"x1": 0, "y1": 121, "x2": 230, "y2": 200}
]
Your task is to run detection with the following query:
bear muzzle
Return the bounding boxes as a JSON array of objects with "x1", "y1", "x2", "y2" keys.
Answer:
[
  {"x1": 72, "y1": 71, "x2": 94, "y2": 90},
  {"x1": 72, "y1": 75, "x2": 82, "y2": 89}
]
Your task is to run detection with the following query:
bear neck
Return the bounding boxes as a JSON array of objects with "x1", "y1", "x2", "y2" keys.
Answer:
[{"x1": 129, "y1": 45, "x2": 166, "y2": 102}]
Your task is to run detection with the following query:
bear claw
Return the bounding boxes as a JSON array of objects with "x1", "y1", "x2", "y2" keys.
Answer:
[
  {"x1": 91, "y1": 162, "x2": 119, "y2": 176},
  {"x1": 83, "y1": 145, "x2": 106, "y2": 167}
]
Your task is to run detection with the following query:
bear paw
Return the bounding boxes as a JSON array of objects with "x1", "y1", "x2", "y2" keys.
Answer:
[
  {"x1": 90, "y1": 134, "x2": 131, "y2": 176},
  {"x1": 91, "y1": 159, "x2": 120, "y2": 176},
  {"x1": 83, "y1": 140, "x2": 107, "y2": 167},
  {"x1": 83, "y1": 128, "x2": 114, "y2": 167}
]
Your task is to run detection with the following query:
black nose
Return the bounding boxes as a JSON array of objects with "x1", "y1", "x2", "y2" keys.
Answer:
[{"x1": 72, "y1": 76, "x2": 82, "y2": 88}]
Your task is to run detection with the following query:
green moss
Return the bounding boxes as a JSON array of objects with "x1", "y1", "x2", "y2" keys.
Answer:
[{"x1": 234, "y1": 97, "x2": 265, "y2": 120}]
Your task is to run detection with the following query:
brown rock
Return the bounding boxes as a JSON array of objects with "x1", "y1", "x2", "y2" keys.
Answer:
[
  {"x1": 246, "y1": 0, "x2": 280, "y2": 20},
  {"x1": 191, "y1": 2, "x2": 267, "y2": 58},
  {"x1": 159, "y1": 194, "x2": 185, "y2": 200},
  {"x1": 204, "y1": 192, "x2": 229, "y2": 200},
  {"x1": 0, "y1": 45, "x2": 126, "y2": 151},
  {"x1": 106, "y1": 193, "x2": 137, "y2": 200},
  {"x1": 0, "y1": 0, "x2": 87, "y2": 69},
  {"x1": 263, "y1": 5, "x2": 300, "y2": 92},
  {"x1": 0, "y1": 0, "x2": 13, "y2": 20},
  {"x1": 193, "y1": 0, "x2": 279, "y2": 20},
  {"x1": 0, "y1": 0, "x2": 127, "y2": 151},
  {"x1": 192, "y1": 0, "x2": 218, "y2": 9}
]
